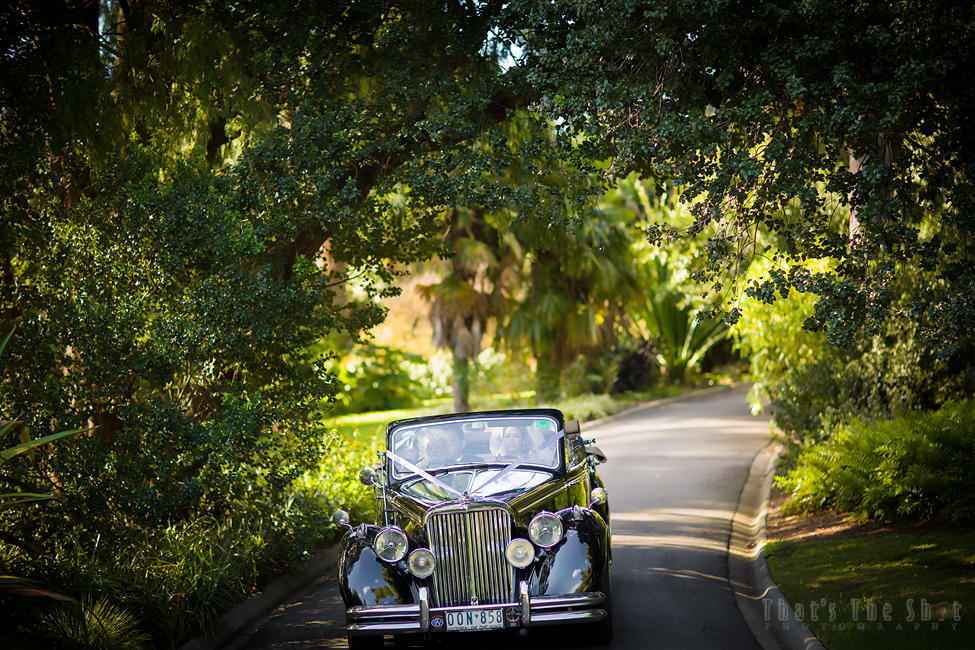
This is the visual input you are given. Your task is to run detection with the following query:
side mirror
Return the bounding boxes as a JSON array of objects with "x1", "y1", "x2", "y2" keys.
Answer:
[
  {"x1": 565, "y1": 419, "x2": 581, "y2": 435},
  {"x1": 589, "y1": 487, "x2": 608, "y2": 507},
  {"x1": 358, "y1": 466, "x2": 378, "y2": 486},
  {"x1": 586, "y1": 445, "x2": 608, "y2": 464},
  {"x1": 332, "y1": 509, "x2": 351, "y2": 527}
]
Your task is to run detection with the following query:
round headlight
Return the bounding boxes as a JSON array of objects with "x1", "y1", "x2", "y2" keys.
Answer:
[
  {"x1": 374, "y1": 527, "x2": 408, "y2": 563},
  {"x1": 505, "y1": 538, "x2": 536, "y2": 568},
  {"x1": 408, "y1": 548, "x2": 436, "y2": 578},
  {"x1": 529, "y1": 512, "x2": 564, "y2": 548}
]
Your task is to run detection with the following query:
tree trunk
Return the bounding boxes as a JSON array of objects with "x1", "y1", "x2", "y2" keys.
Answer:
[
  {"x1": 848, "y1": 136, "x2": 892, "y2": 241},
  {"x1": 452, "y1": 352, "x2": 470, "y2": 413}
]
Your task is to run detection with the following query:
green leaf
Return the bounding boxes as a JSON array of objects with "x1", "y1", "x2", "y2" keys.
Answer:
[{"x1": 0, "y1": 428, "x2": 86, "y2": 464}]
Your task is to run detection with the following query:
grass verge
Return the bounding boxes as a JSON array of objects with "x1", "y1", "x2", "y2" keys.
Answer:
[{"x1": 766, "y1": 519, "x2": 975, "y2": 649}]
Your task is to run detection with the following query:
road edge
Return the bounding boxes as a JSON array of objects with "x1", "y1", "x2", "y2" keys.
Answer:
[
  {"x1": 730, "y1": 442, "x2": 826, "y2": 650},
  {"x1": 176, "y1": 545, "x2": 339, "y2": 650}
]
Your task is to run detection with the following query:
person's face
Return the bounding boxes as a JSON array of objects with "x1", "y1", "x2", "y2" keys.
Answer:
[
  {"x1": 502, "y1": 428, "x2": 523, "y2": 453},
  {"x1": 444, "y1": 429, "x2": 466, "y2": 459},
  {"x1": 419, "y1": 431, "x2": 449, "y2": 461}
]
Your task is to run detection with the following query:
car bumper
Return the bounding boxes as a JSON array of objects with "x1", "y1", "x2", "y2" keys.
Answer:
[{"x1": 347, "y1": 582, "x2": 607, "y2": 636}]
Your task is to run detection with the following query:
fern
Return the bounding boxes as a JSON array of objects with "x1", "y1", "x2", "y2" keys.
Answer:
[{"x1": 779, "y1": 399, "x2": 975, "y2": 522}]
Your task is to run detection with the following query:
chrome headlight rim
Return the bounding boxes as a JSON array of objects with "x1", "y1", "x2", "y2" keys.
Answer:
[
  {"x1": 408, "y1": 547, "x2": 436, "y2": 578},
  {"x1": 529, "y1": 511, "x2": 564, "y2": 548},
  {"x1": 505, "y1": 538, "x2": 536, "y2": 568},
  {"x1": 374, "y1": 526, "x2": 409, "y2": 563}
]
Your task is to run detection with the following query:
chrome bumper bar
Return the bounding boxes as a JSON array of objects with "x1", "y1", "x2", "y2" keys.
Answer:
[{"x1": 347, "y1": 582, "x2": 607, "y2": 636}]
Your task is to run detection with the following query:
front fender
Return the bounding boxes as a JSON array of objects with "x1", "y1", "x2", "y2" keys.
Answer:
[
  {"x1": 338, "y1": 527, "x2": 416, "y2": 607},
  {"x1": 535, "y1": 509, "x2": 610, "y2": 596}
]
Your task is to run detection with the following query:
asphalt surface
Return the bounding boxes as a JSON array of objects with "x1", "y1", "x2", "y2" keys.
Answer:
[
  {"x1": 225, "y1": 386, "x2": 775, "y2": 650},
  {"x1": 593, "y1": 387, "x2": 773, "y2": 649}
]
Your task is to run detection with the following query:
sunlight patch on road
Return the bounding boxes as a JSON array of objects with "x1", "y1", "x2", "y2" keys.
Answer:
[
  {"x1": 613, "y1": 533, "x2": 728, "y2": 553},
  {"x1": 613, "y1": 508, "x2": 735, "y2": 523},
  {"x1": 612, "y1": 508, "x2": 735, "y2": 553},
  {"x1": 642, "y1": 566, "x2": 731, "y2": 584}
]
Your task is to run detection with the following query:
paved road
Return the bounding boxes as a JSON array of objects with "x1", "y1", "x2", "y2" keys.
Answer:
[{"x1": 228, "y1": 386, "x2": 773, "y2": 650}]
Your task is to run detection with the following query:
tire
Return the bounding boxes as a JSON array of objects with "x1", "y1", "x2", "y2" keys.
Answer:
[
  {"x1": 348, "y1": 634, "x2": 384, "y2": 650},
  {"x1": 578, "y1": 569, "x2": 614, "y2": 646}
]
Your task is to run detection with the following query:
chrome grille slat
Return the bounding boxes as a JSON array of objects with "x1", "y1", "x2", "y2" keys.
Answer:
[{"x1": 426, "y1": 508, "x2": 513, "y2": 607}]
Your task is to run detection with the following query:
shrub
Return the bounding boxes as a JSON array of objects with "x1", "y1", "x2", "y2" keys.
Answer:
[
  {"x1": 631, "y1": 258, "x2": 729, "y2": 385},
  {"x1": 542, "y1": 394, "x2": 617, "y2": 423},
  {"x1": 36, "y1": 597, "x2": 152, "y2": 650},
  {"x1": 777, "y1": 399, "x2": 975, "y2": 522},
  {"x1": 328, "y1": 343, "x2": 428, "y2": 415},
  {"x1": 769, "y1": 321, "x2": 975, "y2": 455},
  {"x1": 611, "y1": 339, "x2": 657, "y2": 393},
  {"x1": 0, "y1": 434, "x2": 378, "y2": 648}
]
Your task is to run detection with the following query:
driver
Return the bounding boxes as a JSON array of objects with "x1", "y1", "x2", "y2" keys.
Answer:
[
  {"x1": 443, "y1": 426, "x2": 482, "y2": 463},
  {"x1": 416, "y1": 427, "x2": 452, "y2": 468}
]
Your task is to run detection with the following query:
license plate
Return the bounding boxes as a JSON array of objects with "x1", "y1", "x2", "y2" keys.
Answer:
[{"x1": 444, "y1": 608, "x2": 505, "y2": 631}]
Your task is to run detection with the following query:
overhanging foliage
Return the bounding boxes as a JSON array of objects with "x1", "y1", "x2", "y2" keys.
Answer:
[{"x1": 507, "y1": 0, "x2": 975, "y2": 359}]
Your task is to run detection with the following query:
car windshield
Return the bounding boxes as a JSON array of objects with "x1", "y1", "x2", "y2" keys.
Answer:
[{"x1": 386, "y1": 414, "x2": 563, "y2": 485}]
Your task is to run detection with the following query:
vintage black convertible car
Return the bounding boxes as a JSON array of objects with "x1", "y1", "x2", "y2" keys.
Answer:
[{"x1": 332, "y1": 409, "x2": 612, "y2": 648}]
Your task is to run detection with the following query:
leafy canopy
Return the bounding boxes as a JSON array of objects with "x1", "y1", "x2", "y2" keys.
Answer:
[
  {"x1": 0, "y1": 0, "x2": 582, "y2": 540},
  {"x1": 506, "y1": 0, "x2": 975, "y2": 359},
  {"x1": 4, "y1": 0, "x2": 975, "y2": 541}
]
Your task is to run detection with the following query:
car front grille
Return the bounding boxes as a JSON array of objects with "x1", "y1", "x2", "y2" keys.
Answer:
[{"x1": 425, "y1": 507, "x2": 514, "y2": 607}]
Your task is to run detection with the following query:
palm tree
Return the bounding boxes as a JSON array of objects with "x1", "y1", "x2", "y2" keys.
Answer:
[
  {"x1": 504, "y1": 202, "x2": 643, "y2": 401},
  {"x1": 417, "y1": 209, "x2": 522, "y2": 412}
]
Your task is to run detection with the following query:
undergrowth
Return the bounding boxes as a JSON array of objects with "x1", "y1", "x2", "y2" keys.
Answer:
[
  {"x1": 1, "y1": 436, "x2": 378, "y2": 649},
  {"x1": 777, "y1": 399, "x2": 975, "y2": 522}
]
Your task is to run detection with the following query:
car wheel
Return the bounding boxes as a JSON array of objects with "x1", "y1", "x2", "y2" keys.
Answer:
[
  {"x1": 578, "y1": 570, "x2": 613, "y2": 646},
  {"x1": 347, "y1": 634, "x2": 384, "y2": 650}
]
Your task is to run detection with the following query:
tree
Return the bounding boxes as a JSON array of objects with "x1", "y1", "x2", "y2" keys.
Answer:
[
  {"x1": 504, "y1": 195, "x2": 643, "y2": 401},
  {"x1": 0, "y1": 0, "x2": 583, "y2": 538},
  {"x1": 417, "y1": 208, "x2": 521, "y2": 413},
  {"x1": 506, "y1": 0, "x2": 975, "y2": 361}
]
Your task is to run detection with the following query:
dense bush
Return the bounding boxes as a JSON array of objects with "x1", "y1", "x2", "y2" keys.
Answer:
[
  {"x1": 769, "y1": 322, "x2": 975, "y2": 453},
  {"x1": 328, "y1": 343, "x2": 429, "y2": 416},
  {"x1": 730, "y1": 258, "x2": 830, "y2": 412},
  {"x1": 0, "y1": 436, "x2": 377, "y2": 649},
  {"x1": 611, "y1": 339, "x2": 657, "y2": 393},
  {"x1": 777, "y1": 399, "x2": 975, "y2": 522},
  {"x1": 0, "y1": 149, "x2": 349, "y2": 551}
]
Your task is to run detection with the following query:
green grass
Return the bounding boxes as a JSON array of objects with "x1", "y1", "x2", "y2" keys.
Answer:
[
  {"x1": 323, "y1": 407, "x2": 437, "y2": 440},
  {"x1": 766, "y1": 529, "x2": 975, "y2": 649}
]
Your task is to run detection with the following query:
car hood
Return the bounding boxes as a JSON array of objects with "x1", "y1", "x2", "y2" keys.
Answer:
[{"x1": 394, "y1": 466, "x2": 558, "y2": 504}]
